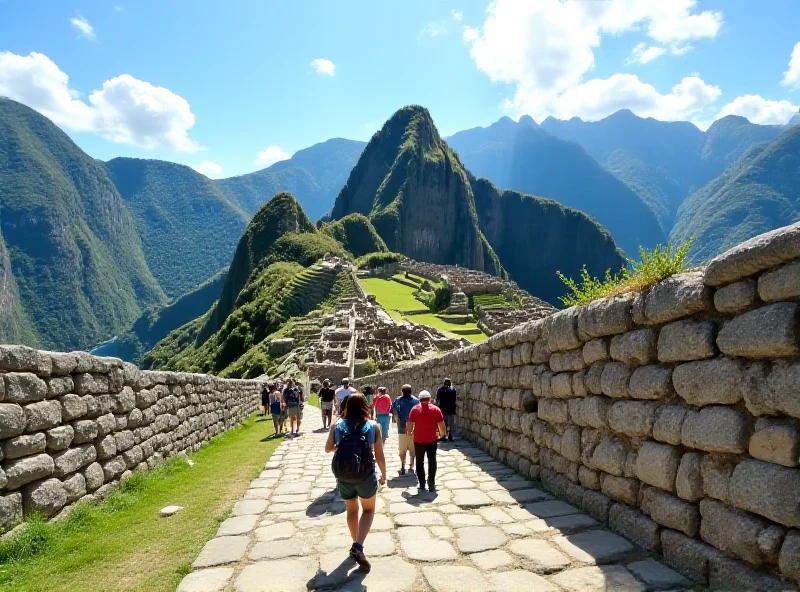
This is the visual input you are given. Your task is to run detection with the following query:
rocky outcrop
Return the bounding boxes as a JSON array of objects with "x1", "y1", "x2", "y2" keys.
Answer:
[
  {"x1": 0, "y1": 347, "x2": 258, "y2": 531},
  {"x1": 355, "y1": 222, "x2": 800, "y2": 590}
]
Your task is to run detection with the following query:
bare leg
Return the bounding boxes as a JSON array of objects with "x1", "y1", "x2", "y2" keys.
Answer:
[
  {"x1": 357, "y1": 495, "x2": 376, "y2": 544},
  {"x1": 344, "y1": 498, "x2": 359, "y2": 542}
]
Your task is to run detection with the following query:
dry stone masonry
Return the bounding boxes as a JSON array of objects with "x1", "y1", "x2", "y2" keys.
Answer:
[
  {"x1": 356, "y1": 221, "x2": 800, "y2": 590},
  {"x1": 0, "y1": 348, "x2": 259, "y2": 531}
]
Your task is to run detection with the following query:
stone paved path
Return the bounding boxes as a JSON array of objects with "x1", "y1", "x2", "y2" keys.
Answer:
[{"x1": 178, "y1": 408, "x2": 692, "y2": 591}]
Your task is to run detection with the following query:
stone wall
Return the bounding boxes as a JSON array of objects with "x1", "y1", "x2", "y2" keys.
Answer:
[
  {"x1": 0, "y1": 348, "x2": 259, "y2": 532},
  {"x1": 355, "y1": 222, "x2": 800, "y2": 590}
]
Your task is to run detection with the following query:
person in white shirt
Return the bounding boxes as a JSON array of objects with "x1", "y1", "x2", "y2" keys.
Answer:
[{"x1": 335, "y1": 377, "x2": 358, "y2": 415}]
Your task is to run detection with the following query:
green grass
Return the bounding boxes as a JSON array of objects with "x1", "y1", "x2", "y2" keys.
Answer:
[
  {"x1": 0, "y1": 415, "x2": 282, "y2": 592},
  {"x1": 558, "y1": 239, "x2": 695, "y2": 307},
  {"x1": 359, "y1": 277, "x2": 487, "y2": 343}
]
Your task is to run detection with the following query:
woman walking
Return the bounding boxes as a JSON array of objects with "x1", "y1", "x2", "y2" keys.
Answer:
[
  {"x1": 325, "y1": 393, "x2": 386, "y2": 571},
  {"x1": 269, "y1": 384, "x2": 284, "y2": 435},
  {"x1": 373, "y1": 386, "x2": 392, "y2": 444}
]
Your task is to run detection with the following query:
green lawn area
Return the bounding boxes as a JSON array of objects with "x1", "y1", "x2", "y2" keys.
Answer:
[
  {"x1": 0, "y1": 415, "x2": 282, "y2": 592},
  {"x1": 359, "y1": 276, "x2": 487, "y2": 343}
]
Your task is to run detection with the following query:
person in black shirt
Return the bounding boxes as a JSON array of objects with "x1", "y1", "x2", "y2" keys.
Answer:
[
  {"x1": 318, "y1": 378, "x2": 336, "y2": 428},
  {"x1": 435, "y1": 378, "x2": 458, "y2": 442}
]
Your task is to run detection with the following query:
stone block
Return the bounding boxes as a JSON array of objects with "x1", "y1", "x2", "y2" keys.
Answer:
[
  {"x1": 675, "y1": 452, "x2": 704, "y2": 502},
  {"x1": 717, "y1": 302, "x2": 800, "y2": 359},
  {"x1": 24, "y1": 400, "x2": 61, "y2": 432},
  {"x1": 759, "y1": 260, "x2": 800, "y2": 302},
  {"x1": 608, "y1": 503, "x2": 661, "y2": 551},
  {"x1": 591, "y1": 436, "x2": 627, "y2": 476},
  {"x1": 4, "y1": 373, "x2": 47, "y2": 404},
  {"x1": 701, "y1": 454, "x2": 736, "y2": 503},
  {"x1": 62, "y1": 472, "x2": 87, "y2": 503},
  {"x1": 672, "y1": 357, "x2": 749, "y2": 406},
  {"x1": 95, "y1": 434, "x2": 117, "y2": 460},
  {"x1": 709, "y1": 553, "x2": 798, "y2": 592},
  {"x1": 704, "y1": 221, "x2": 800, "y2": 286},
  {"x1": 4, "y1": 452, "x2": 54, "y2": 489},
  {"x1": 583, "y1": 339, "x2": 609, "y2": 365},
  {"x1": 114, "y1": 430, "x2": 135, "y2": 452},
  {"x1": 749, "y1": 417, "x2": 800, "y2": 467},
  {"x1": 0, "y1": 492, "x2": 23, "y2": 531},
  {"x1": 52, "y1": 444, "x2": 96, "y2": 478},
  {"x1": 550, "y1": 373, "x2": 573, "y2": 398},
  {"x1": 0, "y1": 345, "x2": 51, "y2": 374},
  {"x1": 640, "y1": 486, "x2": 699, "y2": 537},
  {"x1": 635, "y1": 441, "x2": 680, "y2": 491},
  {"x1": 661, "y1": 528, "x2": 720, "y2": 584},
  {"x1": 45, "y1": 376, "x2": 73, "y2": 398},
  {"x1": 578, "y1": 466, "x2": 600, "y2": 490},
  {"x1": 700, "y1": 498, "x2": 783, "y2": 565},
  {"x1": 101, "y1": 456, "x2": 127, "y2": 482},
  {"x1": 571, "y1": 372, "x2": 587, "y2": 397},
  {"x1": 601, "y1": 474, "x2": 640, "y2": 505},
  {"x1": 657, "y1": 319, "x2": 717, "y2": 363},
  {"x1": 600, "y1": 362, "x2": 630, "y2": 398},
  {"x1": 577, "y1": 294, "x2": 634, "y2": 340},
  {"x1": 96, "y1": 413, "x2": 116, "y2": 436},
  {"x1": 628, "y1": 365, "x2": 673, "y2": 400},
  {"x1": 547, "y1": 308, "x2": 582, "y2": 352},
  {"x1": 22, "y1": 478, "x2": 67, "y2": 517},
  {"x1": 644, "y1": 272, "x2": 712, "y2": 324},
  {"x1": 3, "y1": 433, "x2": 46, "y2": 460},
  {"x1": 746, "y1": 359, "x2": 800, "y2": 419},
  {"x1": 46, "y1": 425, "x2": 74, "y2": 451},
  {"x1": 538, "y1": 399, "x2": 568, "y2": 424},
  {"x1": 714, "y1": 279, "x2": 757, "y2": 314},
  {"x1": 73, "y1": 373, "x2": 109, "y2": 396},
  {"x1": 560, "y1": 425, "x2": 581, "y2": 462},
  {"x1": 681, "y1": 406, "x2": 749, "y2": 454},
  {"x1": 779, "y1": 530, "x2": 800, "y2": 582},
  {"x1": 83, "y1": 462, "x2": 104, "y2": 491},
  {"x1": 0, "y1": 403, "x2": 26, "y2": 439},
  {"x1": 59, "y1": 394, "x2": 87, "y2": 422},
  {"x1": 608, "y1": 400, "x2": 659, "y2": 438},
  {"x1": 609, "y1": 329, "x2": 657, "y2": 366},
  {"x1": 582, "y1": 490, "x2": 612, "y2": 523},
  {"x1": 71, "y1": 419, "x2": 98, "y2": 444},
  {"x1": 729, "y1": 459, "x2": 800, "y2": 528},
  {"x1": 652, "y1": 404, "x2": 687, "y2": 445}
]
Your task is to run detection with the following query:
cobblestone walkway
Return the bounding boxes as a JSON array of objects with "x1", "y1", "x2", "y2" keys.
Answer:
[{"x1": 178, "y1": 408, "x2": 692, "y2": 591}]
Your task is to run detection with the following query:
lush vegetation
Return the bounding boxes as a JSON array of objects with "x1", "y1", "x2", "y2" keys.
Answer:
[
  {"x1": 0, "y1": 415, "x2": 281, "y2": 592},
  {"x1": 0, "y1": 98, "x2": 165, "y2": 350},
  {"x1": 472, "y1": 293, "x2": 521, "y2": 310},
  {"x1": 321, "y1": 213, "x2": 387, "y2": 257},
  {"x1": 355, "y1": 251, "x2": 405, "y2": 269},
  {"x1": 105, "y1": 158, "x2": 248, "y2": 298},
  {"x1": 557, "y1": 239, "x2": 695, "y2": 306},
  {"x1": 670, "y1": 125, "x2": 800, "y2": 263},
  {"x1": 216, "y1": 138, "x2": 365, "y2": 220}
]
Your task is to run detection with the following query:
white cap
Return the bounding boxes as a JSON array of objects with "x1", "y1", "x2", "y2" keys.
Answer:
[{"x1": 419, "y1": 390, "x2": 432, "y2": 400}]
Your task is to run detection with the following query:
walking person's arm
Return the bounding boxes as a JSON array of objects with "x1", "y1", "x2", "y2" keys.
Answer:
[
  {"x1": 324, "y1": 424, "x2": 336, "y2": 453},
  {"x1": 405, "y1": 420, "x2": 414, "y2": 437},
  {"x1": 373, "y1": 424, "x2": 387, "y2": 485},
  {"x1": 437, "y1": 420, "x2": 447, "y2": 439}
]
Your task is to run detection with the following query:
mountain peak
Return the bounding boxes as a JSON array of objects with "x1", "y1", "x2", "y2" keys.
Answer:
[
  {"x1": 785, "y1": 110, "x2": 800, "y2": 128},
  {"x1": 519, "y1": 114, "x2": 537, "y2": 127}
]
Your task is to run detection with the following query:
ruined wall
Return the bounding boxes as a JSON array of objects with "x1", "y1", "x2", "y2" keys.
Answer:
[
  {"x1": 0, "y1": 348, "x2": 259, "y2": 531},
  {"x1": 355, "y1": 222, "x2": 800, "y2": 590}
]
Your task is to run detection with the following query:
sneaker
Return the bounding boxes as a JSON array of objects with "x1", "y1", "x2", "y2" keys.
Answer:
[
  {"x1": 418, "y1": 485, "x2": 426, "y2": 492},
  {"x1": 448, "y1": 436, "x2": 454, "y2": 442},
  {"x1": 428, "y1": 483, "x2": 437, "y2": 492},
  {"x1": 399, "y1": 467, "x2": 406, "y2": 476},
  {"x1": 349, "y1": 547, "x2": 371, "y2": 571}
]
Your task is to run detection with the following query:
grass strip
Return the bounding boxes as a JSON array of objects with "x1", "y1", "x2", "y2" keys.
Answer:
[{"x1": 0, "y1": 414, "x2": 282, "y2": 592}]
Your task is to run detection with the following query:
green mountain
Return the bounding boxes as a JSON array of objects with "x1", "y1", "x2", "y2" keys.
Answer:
[
  {"x1": 197, "y1": 192, "x2": 345, "y2": 344},
  {"x1": 105, "y1": 157, "x2": 249, "y2": 298},
  {"x1": 540, "y1": 110, "x2": 782, "y2": 232},
  {"x1": 0, "y1": 98, "x2": 165, "y2": 350},
  {"x1": 321, "y1": 213, "x2": 388, "y2": 257},
  {"x1": 671, "y1": 125, "x2": 800, "y2": 263},
  {"x1": 331, "y1": 106, "x2": 503, "y2": 275},
  {"x1": 216, "y1": 138, "x2": 365, "y2": 221},
  {"x1": 449, "y1": 117, "x2": 666, "y2": 256},
  {"x1": 332, "y1": 106, "x2": 626, "y2": 304}
]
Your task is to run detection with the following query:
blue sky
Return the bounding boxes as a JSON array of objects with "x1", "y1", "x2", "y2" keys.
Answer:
[{"x1": 1, "y1": 0, "x2": 798, "y2": 178}]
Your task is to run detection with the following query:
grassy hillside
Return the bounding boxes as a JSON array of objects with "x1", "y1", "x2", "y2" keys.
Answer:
[
  {"x1": 216, "y1": 138, "x2": 365, "y2": 221},
  {"x1": 0, "y1": 98, "x2": 165, "y2": 350},
  {"x1": 671, "y1": 125, "x2": 800, "y2": 263},
  {"x1": 105, "y1": 158, "x2": 248, "y2": 298},
  {"x1": 321, "y1": 213, "x2": 388, "y2": 257}
]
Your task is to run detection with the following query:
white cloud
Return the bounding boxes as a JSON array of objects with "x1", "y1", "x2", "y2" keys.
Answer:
[
  {"x1": 254, "y1": 146, "x2": 291, "y2": 168},
  {"x1": 782, "y1": 42, "x2": 800, "y2": 88},
  {"x1": 628, "y1": 42, "x2": 667, "y2": 65},
  {"x1": 0, "y1": 51, "x2": 202, "y2": 152},
  {"x1": 70, "y1": 16, "x2": 95, "y2": 39},
  {"x1": 464, "y1": 0, "x2": 725, "y2": 121},
  {"x1": 420, "y1": 21, "x2": 448, "y2": 39},
  {"x1": 717, "y1": 95, "x2": 799, "y2": 125},
  {"x1": 310, "y1": 58, "x2": 335, "y2": 76},
  {"x1": 191, "y1": 160, "x2": 223, "y2": 178},
  {"x1": 452, "y1": 10, "x2": 464, "y2": 21}
]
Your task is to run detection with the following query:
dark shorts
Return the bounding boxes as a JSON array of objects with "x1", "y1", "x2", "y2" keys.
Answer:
[{"x1": 337, "y1": 472, "x2": 379, "y2": 500}]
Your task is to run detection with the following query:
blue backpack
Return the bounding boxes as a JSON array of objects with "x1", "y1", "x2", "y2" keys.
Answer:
[{"x1": 332, "y1": 421, "x2": 375, "y2": 484}]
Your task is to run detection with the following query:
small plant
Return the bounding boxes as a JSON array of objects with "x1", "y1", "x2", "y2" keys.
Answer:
[{"x1": 557, "y1": 239, "x2": 695, "y2": 307}]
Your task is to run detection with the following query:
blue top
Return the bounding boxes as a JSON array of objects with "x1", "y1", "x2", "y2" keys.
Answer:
[
  {"x1": 334, "y1": 419, "x2": 376, "y2": 445},
  {"x1": 391, "y1": 394, "x2": 420, "y2": 433}
]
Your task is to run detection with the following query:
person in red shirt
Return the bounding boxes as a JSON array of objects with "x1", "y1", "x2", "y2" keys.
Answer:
[{"x1": 406, "y1": 390, "x2": 446, "y2": 492}]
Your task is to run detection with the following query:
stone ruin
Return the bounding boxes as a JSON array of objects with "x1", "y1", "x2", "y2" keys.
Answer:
[{"x1": 400, "y1": 259, "x2": 556, "y2": 333}]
